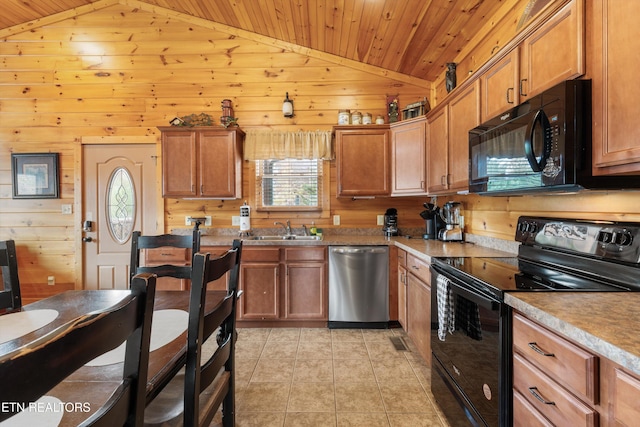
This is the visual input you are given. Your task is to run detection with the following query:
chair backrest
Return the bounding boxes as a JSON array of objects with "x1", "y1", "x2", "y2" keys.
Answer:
[
  {"x1": 185, "y1": 240, "x2": 242, "y2": 427},
  {"x1": 0, "y1": 239, "x2": 21, "y2": 313},
  {"x1": 129, "y1": 230, "x2": 201, "y2": 282},
  {"x1": 0, "y1": 273, "x2": 157, "y2": 426}
]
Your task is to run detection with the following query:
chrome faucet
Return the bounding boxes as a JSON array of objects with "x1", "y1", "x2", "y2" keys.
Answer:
[
  {"x1": 274, "y1": 220, "x2": 292, "y2": 235},
  {"x1": 302, "y1": 224, "x2": 309, "y2": 236}
]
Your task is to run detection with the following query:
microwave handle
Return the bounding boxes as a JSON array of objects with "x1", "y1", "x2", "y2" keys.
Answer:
[{"x1": 524, "y1": 109, "x2": 551, "y2": 172}]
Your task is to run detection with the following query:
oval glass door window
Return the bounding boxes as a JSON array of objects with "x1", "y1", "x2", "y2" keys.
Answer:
[{"x1": 107, "y1": 167, "x2": 136, "y2": 244}]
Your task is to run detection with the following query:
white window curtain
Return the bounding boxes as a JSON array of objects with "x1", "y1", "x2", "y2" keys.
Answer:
[{"x1": 244, "y1": 130, "x2": 334, "y2": 160}]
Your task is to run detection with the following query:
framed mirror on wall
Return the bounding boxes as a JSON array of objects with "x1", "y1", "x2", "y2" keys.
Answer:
[{"x1": 11, "y1": 153, "x2": 60, "y2": 199}]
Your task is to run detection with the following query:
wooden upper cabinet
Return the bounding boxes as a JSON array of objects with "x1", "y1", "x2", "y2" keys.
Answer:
[
  {"x1": 426, "y1": 106, "x2": 448, "y2": 194},
  {"x1": 390, "y1": 117, "x2": 427, "y2": 196},
  {"x1": 159, "y1": 126, "x2": 244, "y2": 199},
  {"x1": 591, "y1": 0, "x2": 640, "y2": 174},
  {"x1": 447, "y1": 80, "x2": 480, "y2": 192},
  {"x1": 481, "y1": 50, "x2": 520, "y2": 121},
  {"x1": 334, "y1": 125, "x2": 391, "y2": 197},
  {"x1": 480, "y1": 0, "x2": 584, "y2": 120},
  {"x1": 160, "y1": 129, "x2": 197, "y2": 197},
  {"x1": 519, "y1": 0, "x2": 585, "y2": 101}
]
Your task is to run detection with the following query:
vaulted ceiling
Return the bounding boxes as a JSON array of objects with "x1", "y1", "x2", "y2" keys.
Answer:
[{"x1": 1, "y1": 0, "x2": 529, "y2": 82}]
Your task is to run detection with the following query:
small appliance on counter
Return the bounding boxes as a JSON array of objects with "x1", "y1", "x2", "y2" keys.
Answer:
[
  {"x1": 239, "y1": 202, "x2": 251, "y2": 237},
  {"x1": 420, "y1": 202, "x2": 444, "y2": 240},
  {"x1": 382, "y1": 208, "x2": 398, "y2": 236},
  {"x1": 437, "y1": 201, "x2": 463, "y2": 242}
]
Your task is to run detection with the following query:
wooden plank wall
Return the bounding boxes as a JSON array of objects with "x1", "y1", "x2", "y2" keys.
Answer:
[
  {"x1": 0, "y1": 2, "x2": 430, "y2": 297},
  {"x1": 1, "y1": 0, "x2": 639, "y2": 299}
]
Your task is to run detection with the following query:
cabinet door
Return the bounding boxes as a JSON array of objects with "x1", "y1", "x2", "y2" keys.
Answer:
[
  {"x1": 144, "y1": 247, "x2": 189, "y2": 291},
  {"x1": 284, "y1": 262, "x2": 327, "y2": 320},
  {"x1": 427, "y1": 107, "x2": 448, "y2": 194},
  {"x1": 397, "y1": 264, "x2": 407, "y2": 330},
  {"x1": 519, "y1": 0, "x2": 584, "y2": 100},
  {"x1": 335, "y1": 126, "x2": 390, "y2": 196},
  {"x1": 161, "y1": 130, "x2": 197, "y2": 197},
  {"x1": 613, "y1": 368, "x2": 640, "y2": 426},
  {"x1": 201, "y1": 246, "x2": 231, "y2": 291},
  {"x1": 390, "y1": 117, "x2": 427, "y2": 196},
  {"x1": 407, "y1": 271, "x2": 431, "y2": 366},
  {"x1": 591, "y1": 1, "x2": 640, "y2": 173},
  {"x1": 238, "y1": 262, "x2": 279, "y2": 320},
  {"x1": 448, "y1": 80, "x2": 480, "y2": 192},
  {"x1": 481, "y1": 50, "x2": 519, "y2": 121},
  {"x1": 198, "y1": 130, "x2": 242, "y2": 198}
]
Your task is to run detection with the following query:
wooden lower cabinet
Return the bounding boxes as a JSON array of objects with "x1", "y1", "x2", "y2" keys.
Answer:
[
  {"x1": 513, "y1": 310, "x2": 640, "y2": 426},
  {"x1": 200, "y1": 246, "x2": 232, "y2": 291},
  {"x1": 238, "y1": 246, "x2": 327, "y2": 325},
  {"x1": 144, "y1": 247, "x2": 190, "y2": 291},
  {"x1": 406, "y1": 254, "x2": 431, "y2": 366},
  {"x1": 284, "y1": 262, "x2": 326, "y2": 320},
  {"x1": 612, "y1": 368, "x2": 640, "y2": 426},
  {"x1": 239, "y1": 261, "x2": 280, "y2": 320},
  {"x1": 397, "y1": 249, "x2": 407, "y2": 330}
]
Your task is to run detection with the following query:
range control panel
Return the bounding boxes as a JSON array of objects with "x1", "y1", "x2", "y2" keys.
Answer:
[{"x1": 515, "y1": 216, "x2": 640, "y2": 264}]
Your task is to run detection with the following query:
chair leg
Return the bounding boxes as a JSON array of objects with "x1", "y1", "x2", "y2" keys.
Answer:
[{"x1": 222, "y1": 390, "x2": 234, "y2": 427}]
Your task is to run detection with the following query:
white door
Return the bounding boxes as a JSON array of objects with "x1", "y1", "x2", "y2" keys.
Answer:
[{"x1": 83, "y1": 144, "x2": 158, "y2": 290}]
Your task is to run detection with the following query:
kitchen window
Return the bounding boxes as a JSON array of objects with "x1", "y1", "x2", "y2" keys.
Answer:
[{"x1": 254, "y1": 159, "x2": 324, "y2": 211}]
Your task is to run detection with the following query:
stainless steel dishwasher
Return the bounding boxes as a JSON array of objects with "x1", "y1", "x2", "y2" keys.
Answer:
[{"x1": 328, "y1": 246, "x2": 389, "y2": 328}]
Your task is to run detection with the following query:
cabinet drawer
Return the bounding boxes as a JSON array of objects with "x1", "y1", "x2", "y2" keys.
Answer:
[
  {"x1": 513, "y1": 389, "x2": 554, "y2": 427},
  {"x1": 613, "y1": 368, "x2": 640, "y2": 426},
  {"x1": 145, "y1": 247, "x2": 188, "y2": 264},
  {"x1": 513, "y1": 313, "x2": 598, "y2": 403},
  {"x1": 284, "y1": 247, "x2": 326, "y2": 262},
  {"x1": 407, "y1": 254, "x2": 430, "y2": 282},
  {"x1": 200, "y1": 246, "x2": 231, "y2": 257},
  {"x1": 242, "y1": 247, "x2": 280, "y2": 262},
  {"x1": 513, "y1": 353, "x2": 598, "y2": 427}
]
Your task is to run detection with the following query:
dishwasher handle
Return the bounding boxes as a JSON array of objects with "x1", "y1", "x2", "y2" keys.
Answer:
[{"x1": 330, "y1": 246, "x2": 388, "y2": 255}]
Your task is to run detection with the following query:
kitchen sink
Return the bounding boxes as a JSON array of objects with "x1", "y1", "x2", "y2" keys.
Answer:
[{"x1": 250, "y1": 235, "x2": 322, "y2": 241}]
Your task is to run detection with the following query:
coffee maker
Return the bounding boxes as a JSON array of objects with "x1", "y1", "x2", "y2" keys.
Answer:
[
  {"x1": 420, "y1": 202, "x2": 444, "y2": 240},
  {"x1": 382, "y1": 208, "x2": 399, "y2": 236},
  {"x1": 438, "y1": 201, "x2": 463, "y2": 242}
]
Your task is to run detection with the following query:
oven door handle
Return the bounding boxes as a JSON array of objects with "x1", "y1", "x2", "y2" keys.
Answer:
[{"x1": 433, "y1": 270, "x2": 500, "y2": 312}]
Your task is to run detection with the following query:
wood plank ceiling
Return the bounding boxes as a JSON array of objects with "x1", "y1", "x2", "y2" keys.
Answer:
[{"x1": 0, "y1": 0, "x2": 515, "y2": 82}]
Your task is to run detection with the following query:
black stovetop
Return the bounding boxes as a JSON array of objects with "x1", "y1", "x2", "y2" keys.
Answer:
[{"x1": 431, "y1": 216, "x2": 640, "y2": 299}]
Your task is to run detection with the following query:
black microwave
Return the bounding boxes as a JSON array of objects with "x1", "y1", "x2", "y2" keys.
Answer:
[{"x1": 469, "y1": 79, "x2": 636, "y2": 195}]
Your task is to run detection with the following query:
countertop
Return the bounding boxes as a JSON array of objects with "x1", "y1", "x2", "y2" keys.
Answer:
[
  {"x1": 506, "y1": 292, "x2": 640, "y2": 376},
  {"x1": 199, "y1": 231, "x2": 640, "y2": 376},
  {"x1": 200, "y1": 234, "x2": 514, "y2": 261}
]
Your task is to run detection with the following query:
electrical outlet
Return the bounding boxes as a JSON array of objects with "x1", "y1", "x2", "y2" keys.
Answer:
[
  {"x1": 185, "y1": 216, "x2": 212, "y2": 226},
  {"x1": 61, "y1": 204, "x2": 72, "y2": 214},
  {"x1": 333, "y1": 215, "x2": 340, "y2": 226},
  {"x1": 47, "y1": 276, "x2": 55, "y2": 286},
  {"x1": 232, "y1": 216, "x2": 240, "y2": 226},
  {"x1": 377, "y1": 215, "x2": 384, "y2": 226}
]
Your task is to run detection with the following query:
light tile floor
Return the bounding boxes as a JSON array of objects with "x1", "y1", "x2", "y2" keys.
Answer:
[{"x1": 233, "y1": 327, "x2": 451, "y2": 427}]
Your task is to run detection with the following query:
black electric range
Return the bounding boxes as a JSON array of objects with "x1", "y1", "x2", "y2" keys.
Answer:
[
  {"x1": 429, "y1": 216, "x2": 640, "y2": 427},
  {"x1": 433, "y1": 216, "x2": 640, "y2": 298}
]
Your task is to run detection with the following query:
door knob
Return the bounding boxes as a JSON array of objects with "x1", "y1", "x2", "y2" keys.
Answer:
[{"x1": 82, "y1": 237, "x2": 93, "y2": 242}]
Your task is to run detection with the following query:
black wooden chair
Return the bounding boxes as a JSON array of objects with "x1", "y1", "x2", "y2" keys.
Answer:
[
  {"x1": 129, "y1": 230, "x2": 201, "y2": 284},
  {"x1": 0, "y1": 273, "x2": 157, "y2": 426},
  {"x1": 144, "y1": 240, "x2": 242, "y2": 427},
  {"x1": 0, "y1": 239, "x2": 21, "y2": 314}
]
